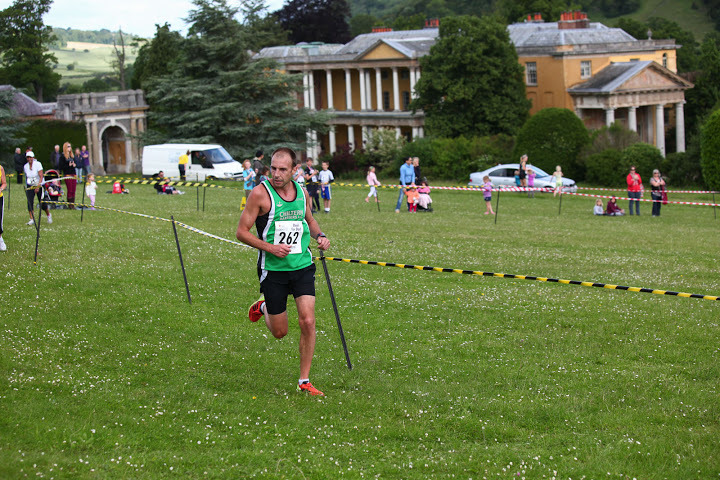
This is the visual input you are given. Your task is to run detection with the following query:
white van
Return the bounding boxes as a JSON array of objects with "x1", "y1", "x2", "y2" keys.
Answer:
[{"x1": 141, "y1": 144, "x2": 244, "y2": 181}]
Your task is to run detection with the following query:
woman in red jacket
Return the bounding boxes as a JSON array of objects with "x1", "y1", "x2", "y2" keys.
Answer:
[{"x1": 626, "y1": 165, "x2": 642, "y2": 215}]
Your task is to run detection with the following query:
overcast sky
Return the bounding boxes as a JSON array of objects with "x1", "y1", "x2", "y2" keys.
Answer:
[{"x1": 0, "y1": 0, "x2": 287, "y2": 38}]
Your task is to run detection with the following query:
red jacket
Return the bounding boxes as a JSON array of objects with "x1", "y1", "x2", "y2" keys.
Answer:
[{"x1": 626, "y1": 173, "x2": 642, "y2": 192}]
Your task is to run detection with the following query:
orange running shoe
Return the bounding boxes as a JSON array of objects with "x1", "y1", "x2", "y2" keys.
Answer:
[
  {"x1": 297, "y1": 381, "x2": 324, "y2": 396},
  {"x1": 248, "y1": 295, "x2": 265, "y2": 322}
]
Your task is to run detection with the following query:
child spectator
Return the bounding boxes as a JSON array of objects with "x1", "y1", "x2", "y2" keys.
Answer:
[
  {"x1": 527, "y1": 169, "x2": 536, "y2": 198},
  {"x1": 259, "y1": 166, "x2": 270, "y2": 184},
  {"x1": 514, "y1": 170, "x2": 521, "y2": 187},
  {"x1": 552, "y1": 165, "x2": 563, "y2": 197},
  {"x1": 406, "y1": 185, "x2": 419, "y2": 212},
  {"x1": 46, "y1": 180, "x2": 63, "y2": 208},
  {"x1": 365, "y1": 166, "x2": 380, "y2": 203},
  {"x1": 318, "y1": 161, "x2": 334, "y2": 213},
  {"x1": 417, "y1": 180, "x2": 433, "y2": 211},
  {"x1": 242, "y1": 159, "x2": 255, "y2": 200},
  {"x1": 86, "y1": 173, "x2": 97, "y2": 210},
  {"x1": 606, "y1": 196, "x2": 625, "y2": 216},
  {"x1": 482, "y1": 175, "x2": 495, "y2": 215},
  {"x1": 593, "y1": 198, "x2": 605, "y2": 215}
]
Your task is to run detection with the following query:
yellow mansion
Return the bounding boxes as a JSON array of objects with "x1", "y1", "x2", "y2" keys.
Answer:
[{"x1": 255, "y1": 13, "x2": 691, "y2": 158}]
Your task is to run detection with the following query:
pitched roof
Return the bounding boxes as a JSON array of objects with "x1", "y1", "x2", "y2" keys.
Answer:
[
  {"x1": 508, "y1": 22, "x2": 636, "y2": 48},
  {"x1": 568, "y1": 61, "x2": 692, "y2": 93},
  {"x1": 0, "y1": 85, "x2": 56, "y2": 117}
]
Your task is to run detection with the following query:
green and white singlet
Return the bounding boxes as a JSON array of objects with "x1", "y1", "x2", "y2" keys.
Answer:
[{"x1": 256, "y1": 179, "x2": 312, "y2": 272}]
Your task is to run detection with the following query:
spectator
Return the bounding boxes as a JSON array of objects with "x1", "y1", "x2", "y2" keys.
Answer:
[
  {"x1": 412, "y1": 157, "x2": 422, "y2": 183},
  {"x1": 318, "y1": 161, "x2": 334, "y2": 213},
  {"x1": 74, "y1": 147, "x2": 83, "y2": 183},
  {"x1": 395, "y1": 157, "x2": 415, "y2": 213},
  {"x1": 0, "y1": 163, "x2": 6, "y2": 251},
  {"x1": 519, "y1": 154, "x2": 528, "y2": 188},
  {"x1": 59, "y1": 142, "x2": 77, "y2": 209},
  {"x1": 242, "y1": 159, "x2": 255, "y2": 200},
  {"x1": 252, "y1": 150, "x2": 265, "y2": 187},
  {"x1": 552, "y1": 166, "x2": 563, "y2": 197},
  {"x1": 85, "y1": 174, "x2": 97, "y2": 210},
  {"x1": 527, "y1": 168, "x2": 536, "y2": 198},
  {"x1": 80, "y1": 145, "x2": 90, "y2": 179},
  {"x1": 606, "y1": 196, "x2": 625, "y2": 216},
  {"x1": 304, "y1": 158, "x2": 320, "y2": 213},
  {"x1": 49, "y1": 144, "x2": 61, "y2": 169},
  {"x1": 650, "y1": 169, "x2": 666, "y2": 217},
  {"x1": 417, "y1": 180, "x2": 433, "y2": 212},
  {"x1": 178, "y1": 150, "x2": 189, "y2": 180},
  {"x1": 593, "y1": 199, "x2": 605, "y2": 215},
  {"x1": 406, "y1": 185, "x2": 419, "y2": 212},
  {"x1": 24, "y1": 151, "x2": 52, "y2": 225},
  {"x1": 482, "y1": 175, "x2": 495, "y2": 215},
  {"x1": 626, "y1": 165, "x2": 642, "y2": 215},
  {"x1": 14, "y1": 147, "x2": 25, "y2": 184},
  {"x1": 365, "y1": 166, "x2": 380, "y2": 203}
]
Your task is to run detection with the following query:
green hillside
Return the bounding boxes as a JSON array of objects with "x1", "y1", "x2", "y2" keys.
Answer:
[{"x1": 51, "y1": 41, "x2": 138, "y2": 87}]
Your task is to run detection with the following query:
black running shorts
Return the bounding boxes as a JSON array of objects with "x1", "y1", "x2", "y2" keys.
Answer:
[{"x1": 258, "y1": 263, "x2": 316, "y2": 315}]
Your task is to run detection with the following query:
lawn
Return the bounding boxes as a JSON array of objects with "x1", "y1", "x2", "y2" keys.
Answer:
[{"x1": 1, "y1": 177, "x2": 718, "y2": 478}]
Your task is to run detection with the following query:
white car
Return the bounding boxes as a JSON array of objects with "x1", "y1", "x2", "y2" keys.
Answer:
[{"x1": 468, "y1": 163, "x2": 577, "y2": 192}]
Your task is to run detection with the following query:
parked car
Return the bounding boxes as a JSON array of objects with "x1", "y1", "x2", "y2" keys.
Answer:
[{"x1": 468, "y1": 163, "x2": 577, "y2": 192}]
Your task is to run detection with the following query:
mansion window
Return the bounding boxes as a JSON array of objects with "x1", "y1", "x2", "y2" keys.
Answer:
[
  {"x1": 525, "y1": 62, "x2": 537, "y2": 86},
  {"x1": 580, "y1": 61, "x2": 592, "y2": 79},
  {"x1": 383, "y1": 91, "x2": 390, "y2": 110},
  {"x1": 401, "y1": 70, "x2": 410, "y2": 79},
  {"x1": 402, "y1": 91, "x2": 410, "y2": 110},
  {"x1": 662, "y1": 53, "x2": 668, "y2": 68}
]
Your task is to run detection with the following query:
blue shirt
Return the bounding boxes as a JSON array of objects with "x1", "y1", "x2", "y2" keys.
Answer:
[
  {"x1": 399, "y1": 163, "x2": 415, "y2": 186},
  {"x1": 243, "y1": 168, "x2": 254, "y2": 190}
]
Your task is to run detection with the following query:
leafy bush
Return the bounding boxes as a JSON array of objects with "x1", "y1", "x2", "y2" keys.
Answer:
[
  {"x1": 661, "y1": 152, "x2": 704, "y2": 186},
  {"x1": 585, "y1": 149, "x2": 623, "y2": 186},
  {"x1": 584, "y1": 123, "x2": 640, "y2": 158},
  {"x1": 701, "y1": 109, "x2": 720, "y2": 190},
  {"x1": 513, "y1": 108, "x2": 589, "y2": 181},
  {"x1": 619, "y1": 143, "x2": 664, "y2": 182}
]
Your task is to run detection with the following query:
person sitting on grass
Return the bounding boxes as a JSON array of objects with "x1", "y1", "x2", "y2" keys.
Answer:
[
  {"x1": 593, "y1": 199, "x2": 605, "y2": 216},
  {"x1": 606, "y1": 196, "x2": 625, "y2": 216},
  {"x1": 153, "y1": 171, "x2": 182, "y2": 195},
  {"x1": 417, "y1": 180, "x2": 433, "y2": 212}
]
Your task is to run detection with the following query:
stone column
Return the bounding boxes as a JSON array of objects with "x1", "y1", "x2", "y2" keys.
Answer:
[
  {"x1": 392, "y1": 67, "x2": 400, "y2": 111},
  {"x1": 90, "y1": 121, "x2": 102, "y2": 174},
  {"x1": 124, "y1": 138, "x2": 132, "y2": 174},
  {"x1": 375, "y1": 67, "x2": 383, "y2": 111},
  {"x1": 656, "y1": 104, "x2": 665, "y2": 157},
  {"x1": 675, "y1": 102, "x2": 685, "y2": 153},
  {"x1": 329, "y1": 127, "x2": 336, "y2": 155},
  {"x1": 347, "y1": 125, "x2": 355, "y2": 151},
  {"x1": 326, "y1": 69, "x2": 334, "y2": 110},
  {"x1": 412, "y1": 126, "x2": 418, "y2": 139},
  {"x1": 409, "y1": 68, "x2": 416, "y2": 99},
  {"x1": 395, "y1": 127, "x2": 401, "y2": 138},
  {"x1": 362, "y1": 126, "x2": 370, "y2": 147},
  {"x1": 344, "y1": 69, "x2": 352, "y2": 110},
  {"x1": 418, "y1": 127, "x2": 424, "y2": 138},
  {"x1": 605, "y1": 108, "x2": 615, "y2": 127},
  {"x1": 358, "y1": 68, "x2": 366, "y2": 110},
  {"x1": 365, "y1": 70, "x2": 372, "y2": 110},
  {"x1": 308, "y1": 71, "x2": 316, "y2": 110},
  {"x1": 302, "y1": 71, "x2": 310, "y2": 109},
  {"x1": 628, "y1": 106, "x2": 637, "y2": 132}
]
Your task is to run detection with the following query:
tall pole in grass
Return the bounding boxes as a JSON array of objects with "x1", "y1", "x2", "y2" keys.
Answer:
[
  {"x1": 494, "y1": 189, "x2": 500, "y2": 225},
  {"x1": 171, "y1": 215, "x2": 192, "y2": 304},
  {"x1": 33, "y1": 204, "x2": 42, "y2": 264},
  {"x1": 202, "y1": 186, "x2": 206, "y2": 212},
  {"x1": 80, "y1": 183, "x2": 86, "y2": 223},
  {"x1": 319, "y1": 250, "x2": 352, "y2": 370},
  {"x1": 558, "y1": 191, "x2": 563, "y2": 215}
]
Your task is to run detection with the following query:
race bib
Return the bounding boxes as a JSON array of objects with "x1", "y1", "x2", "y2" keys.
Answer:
[{"x1": 274, "y1": 221, "x2": 303, "y2": 254}]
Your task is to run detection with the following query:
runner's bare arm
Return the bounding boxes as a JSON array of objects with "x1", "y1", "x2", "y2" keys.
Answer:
[
  {"x1": 304, "y1": 187, "x2": 329, "y2": 251},
  {"x1": 236, "y1": 187, "x2": 292, "y2": 257}
]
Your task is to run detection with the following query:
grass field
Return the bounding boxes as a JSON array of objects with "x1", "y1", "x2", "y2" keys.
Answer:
[
  {"x1": 51, "y1": 42, "x2": 138, "y2": 86},
  {"x1": 1, "y1": 177, "x2": 719, "y2": 478}
]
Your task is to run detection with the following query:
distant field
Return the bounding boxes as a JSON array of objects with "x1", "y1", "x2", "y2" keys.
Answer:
[
  {"x1": 51, "y1": 41, "x2": 138, "y2": 86},
  {"x1": 590, "y1": 0, "x2": 715, "y2": 39}
]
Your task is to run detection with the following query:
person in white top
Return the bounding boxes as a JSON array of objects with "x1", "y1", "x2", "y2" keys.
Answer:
[
  {"x1": 85, "y1": 173, "x2": 98, "y2": 210},
  {"x1": 0, "y1": 164, "x2": 6, "y2": 251},
  {"x1": 23, "y1": 151, "x2": 52, "y2": 225}
]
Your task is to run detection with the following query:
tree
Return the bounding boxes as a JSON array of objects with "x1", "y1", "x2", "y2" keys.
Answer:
[
  {"x1": 275, "y1": 0, "x2": 352, "y2": 44},
  {"x1": 684, "y1": 37, "x2": 720, "y2": 136},
  {"x1": 144, "y1": 0, "x2": 331, "y2": 159},
  {"x1": 110, "y1": 29, "x2": 128, "y2": 90},
  {"x1": 0, "y1": 88, "x2": 25, "y2": 162},
  {"x1": 0, "y1": 0, "x2": 60, "y2": 102},
  {"x1": 619, "y1": 143, "x2": 663, "y2": 182},
  {"x1": 130, "y1": 23, "x2": 185, "y2": 90},
  {"x1": 701, "y1": 109, "x2": 720, "y2": 190},
  {"x1": 513, "y1": 108, "x2": 589, "y2": 179},
  {"x1": 240, "y1": 0, "x2": 289, "y2": 51},
  {"x1": 349, "y1": 14, "x2": 379, "y2": 37},
  {"x1": 411, "y1": 15, "x2": 530, "y2": 139}
]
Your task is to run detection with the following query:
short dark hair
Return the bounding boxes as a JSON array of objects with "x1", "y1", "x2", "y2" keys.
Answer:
[
  {"x1": 271, "y1": 147, "x2": 298, "y2": 165},
  {"x1": 255, "y1": 150, "x2": 264, "y2": 158}
]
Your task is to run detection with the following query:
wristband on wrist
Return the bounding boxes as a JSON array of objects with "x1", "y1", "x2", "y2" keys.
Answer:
[{"x1": 316, "y1": 232, "x2": 326, "y2": 240}]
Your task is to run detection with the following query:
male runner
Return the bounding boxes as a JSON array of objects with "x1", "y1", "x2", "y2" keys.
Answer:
[{"x1": 236, "y1": 147, "x2": 330, "y2": 396}]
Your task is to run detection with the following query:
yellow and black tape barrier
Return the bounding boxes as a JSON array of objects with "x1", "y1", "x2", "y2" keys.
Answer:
[
  {"x1": 40, "y1": 200, "x2": 719, "y2": 302},
  {"x1": 95, "y1": 177, "x2": 241, "y2": 190},
  {"x1": 314, "y1": 255, "x2": 720, "y2": 302}
]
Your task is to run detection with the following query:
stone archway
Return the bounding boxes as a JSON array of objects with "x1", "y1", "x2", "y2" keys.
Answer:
[{"x1": 101, "y1": 125, "x2": 129, "y2": 174}]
